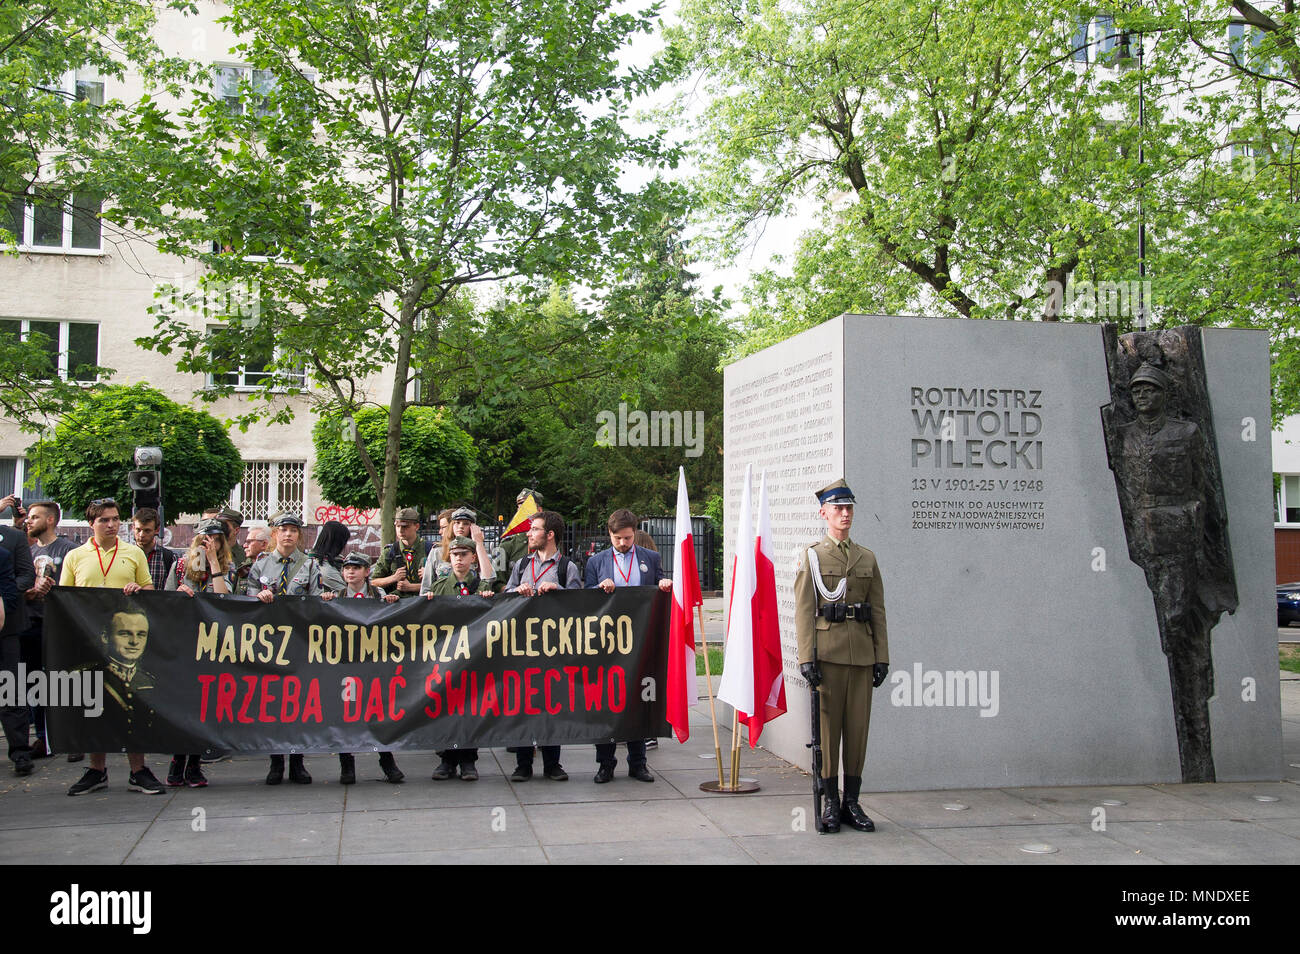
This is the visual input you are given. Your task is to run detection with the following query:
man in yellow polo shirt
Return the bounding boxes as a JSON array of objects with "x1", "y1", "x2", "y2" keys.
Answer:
[{"x1": 59, "y1": 497, "x2": 162, "y2": 795}]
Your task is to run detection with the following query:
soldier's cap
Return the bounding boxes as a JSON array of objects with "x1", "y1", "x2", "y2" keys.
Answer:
[
  {"x1": 448, "y1": 535, "x2": 476, "y2": 553},
  {"x1": 270, "y1": 513, "x2": 303, "y2": 529},
  {"x1": 816, "y1": 479, "x2": 856, "y2": 505},
  {"x1": 517, "y1": 487, "x2": 543, "y2": 505},
  {"x1": 450, "y1": 506, "x2": 476, "y2": 523},
  {"x1": 341, "y1": 552, "x2": 372, "y2": 569},
  {"x1": 1130, "y1": 362, "x2": 1171, "y2": 390},
  {"x1": 216, "y1": 506, "x2": 244, "y2": 527},
  {"x1": 194, "y1": 519, "x2": 227, "y2": 537},
  {"x1": 395, "y1": 507, "x2": 421, "y2": 523}
]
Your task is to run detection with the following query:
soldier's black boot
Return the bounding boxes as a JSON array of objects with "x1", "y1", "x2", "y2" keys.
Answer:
[
  {"x1": 288, "y1": 754, "x2": 312, "y2": 784},
  {"x1": 378, "y1": 752, "x2": 404, "y2": 784},
  {"x1": 266, "y1": 755, "x2": 285, "y2": 785},
  {"x1": 338, "y1": 753, "x2": 356, "y2": 785},
  {"x1": 840, "y1": 775, "x2": 876, "y2": 832},
  {"x1": 820, "y1": 780, "x2": 841, "y2": 833}
]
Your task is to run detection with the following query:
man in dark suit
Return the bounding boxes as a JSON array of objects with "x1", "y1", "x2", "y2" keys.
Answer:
[
  {"x1": 585, "y1": 509, "x2": 672, "y2": 783},
  {"x1": 0, "y1": 506, "x2": 37, "y2": 775}
]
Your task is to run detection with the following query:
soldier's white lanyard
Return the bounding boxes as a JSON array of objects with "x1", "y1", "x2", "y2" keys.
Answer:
[{"x1": 805, "y1": 546, "x2": 846, "y2": 603}]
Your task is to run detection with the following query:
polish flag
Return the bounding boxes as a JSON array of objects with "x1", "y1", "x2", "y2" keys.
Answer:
[
  {"x1": 748, "y1": 469, "x2": 786, "y2": 743},
  {"x1": 667, "y1": 467, "x2": 701, "y2": 742},
  {"x1": 718, "y1": 466, "x2": 757, "y2": 732}
]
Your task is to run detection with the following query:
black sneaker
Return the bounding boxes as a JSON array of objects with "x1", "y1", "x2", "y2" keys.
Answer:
[
  {"x1": 128, "y1": 767, "x2": 165, "y2": 794},
  {"x1": 430, "y1": 760, "x2": 456, "y2": 781},
  {"x1": 68, "y1": 768, "x2": 108, "y2": 796},
  {"x1": 543, "y1": 764, "x2": 569, "y2": 781},
  {"x1": 14, "y1": 758, "x2": 34, "y2": 778},
  {"x1": 459, "y1": 763, "x2": 478, "y2": 781},
  {"x1": 167, "y1": 757, "x2": 186, "y2": 787},
  {"x1": 184, "y1": 762, "x2": 208, "y2": 788},
  {"x1": 510, "y1": 764, "x2": 533, "y2": 782}
]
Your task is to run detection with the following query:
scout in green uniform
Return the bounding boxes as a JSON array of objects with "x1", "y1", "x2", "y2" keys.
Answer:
[
  {"x1": 372, "y1": 507, "x2": 429, "y2": 597},
  {"x1": 335, "y1": 552, "x2": 405, "y2": 785},
  {"x1": 426, "y1": 536, "x2": 502, "y2": 781},
  {"x1": 795, "y1": 479, "x2": 889, "y2": 833}
]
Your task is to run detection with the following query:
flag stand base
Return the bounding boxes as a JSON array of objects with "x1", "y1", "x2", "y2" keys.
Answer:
[{"x1": 699, "y1": 780, "x2": 761, "y2": 794}]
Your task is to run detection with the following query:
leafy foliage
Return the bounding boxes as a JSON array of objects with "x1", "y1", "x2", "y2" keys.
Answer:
[
  {"x1": 675, "y1": 0, "x2": 1300, "y2": 420},
  {"x1": 312, "y1": 405, "x2": 475, "y2": 511},
  {"x1": 25, "y1": 384, "x2": 244, "y2": 519},
  {"x1": 93, "y1": 0, "x2": 678, "y2": 541}
]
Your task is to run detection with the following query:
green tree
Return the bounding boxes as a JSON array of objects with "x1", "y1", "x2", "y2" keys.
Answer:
[
  {"x1": 455, "y1": 226, "x2": 731, "y2": 523},
  {"x1": 93, "y1": 0, "x2": 676, "y2": 543},
  {"x1": 1145, "y1": 1, "x2": 1300, "y2": 419},
  {"x1": 312, "y1": 405, "x2": 475, "y2": 511},
  {"x1": 0, "y1": 0, "x2": 157, "y2": 429},
  {"x1": 25, "y1": 383, "x2": 244, "y2": 519},
  {"x1": 674, "y1": 0, "x2": 1161, "y2": 331}
]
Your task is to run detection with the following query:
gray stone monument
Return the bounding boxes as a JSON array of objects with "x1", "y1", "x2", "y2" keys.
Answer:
[{"x1": 722, "y1": 314, "x2": 1281, "y2": 791}]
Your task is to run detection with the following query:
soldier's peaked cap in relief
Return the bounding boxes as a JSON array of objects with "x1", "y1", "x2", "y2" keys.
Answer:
[
  {"x1": 395, "y1": 507, "x2": 420, "y2": 522},
  {"x1": 270, "y1": 513, "x2": 303, "y2": 528},
  {"x1": 816, "y1": 479, "x2": 856, "y2": 505},
  {"x1": 341, "y1": 552, "x2": 372, "y2": 568},
  {"x1": 1130, "y1": 362, "x2": 1172, "y2": 390}
]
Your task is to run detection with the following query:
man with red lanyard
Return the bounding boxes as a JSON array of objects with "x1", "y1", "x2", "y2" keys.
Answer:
[
  {"x1": 58, "y1": 498, "x2": 162, "y2": 796},
  {"x1": 505, "y1": 511, "x2": 580, "y2": 781},
  {"x1": 584, "y1": 509, "x2": 673, "y2": 783}
]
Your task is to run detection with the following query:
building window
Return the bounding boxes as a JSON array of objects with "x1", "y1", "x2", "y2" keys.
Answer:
[
  {"x1": 6, "y1": 189, "x2": 102, "y2": 252},
  {"x1": 0, "y1": 458, "x2": 45, "y2": 517},
  {"x1": 1228, "y1": 21, "x2": 1277, "y2": 75},
  {"x1": 1278, "y1": 475, "x2": 1300, "y2": 525},
  {"x1": 1069, "y1": 13, "x2": 1132, "y2": 67},
  {"x1": 217, "y1": 65, "x2": 279, "y2": 117},
  {"x1": 65, "y1": 66, "x2": 105, "y2": 106},
  {"x1": 0, "y1": 318, "x2": 99, "y2": 381},
  {"x1": 204, "y1": 327, "x2": 305, "y2": 391},
  {"x1": 232, "y1": 461, "x2": 306, "y2": 522},
  {"x1": 209, "y1": 203, "x2": 312, "y2": 261}
]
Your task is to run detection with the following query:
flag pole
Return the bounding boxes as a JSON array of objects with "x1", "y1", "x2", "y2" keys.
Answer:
[
  {"x1": 729, "y1": 709, "x2": 742, "y2": 789},
  {"x1": 697, "y1": 604, "x2": 725, "y2": 788}
]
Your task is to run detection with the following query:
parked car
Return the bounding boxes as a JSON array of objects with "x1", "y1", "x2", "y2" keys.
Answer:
[{"x1": 1277, "y1": 583, "x2": 1300, "y2": 626}]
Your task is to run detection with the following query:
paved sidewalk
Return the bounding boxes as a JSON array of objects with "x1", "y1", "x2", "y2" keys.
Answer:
[{"x1": 3, "y1": 596, "x2": 1296, "y2": 864}]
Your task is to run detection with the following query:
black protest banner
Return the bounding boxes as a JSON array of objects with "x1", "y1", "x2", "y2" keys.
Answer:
[{"x1": 44, "y1": 587, "x2": 671, "y2": 753}]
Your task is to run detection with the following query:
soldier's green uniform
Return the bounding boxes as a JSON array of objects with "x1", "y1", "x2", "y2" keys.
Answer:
[{"x1": 795, "y1": 478, "x2": 889, "y2": 833}]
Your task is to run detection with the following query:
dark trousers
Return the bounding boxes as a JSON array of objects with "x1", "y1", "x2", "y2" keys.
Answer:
[
  {"x1": 595, "y1": 740, "x2": 646, "y2": 770},
  {"x1": 510, "y1": 745, "x2": 561, "y2": 770},
  {"x1": 1, "y1": 634, "x2": 31, "y2": 764},
  {"x1": 438, "y1": 748, "x2": 478, "y2": 765},
  {"x1": 19, "y1": 620, "x2": 43, "y2": 740}
]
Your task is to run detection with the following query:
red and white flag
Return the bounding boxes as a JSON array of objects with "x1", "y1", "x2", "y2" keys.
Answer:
[
  {"x1": 748, "y1": 469, "x2": 786, "y2": 743},
  {"x1": 722, "y1": 467, "x2": 780, "y2": 743},
  {"x1": 667, "y1": 467, "x2": 701, "y2": 742}
]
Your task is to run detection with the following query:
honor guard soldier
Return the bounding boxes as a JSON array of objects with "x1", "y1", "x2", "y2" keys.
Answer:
[{"x1": 795, "y1": 479, "x2": 889, "y2": 833}]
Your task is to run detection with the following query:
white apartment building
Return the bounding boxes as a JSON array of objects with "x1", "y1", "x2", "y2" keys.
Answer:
[{"x1": 1, "y1": 3, "x2": 394, "y2": 536}]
